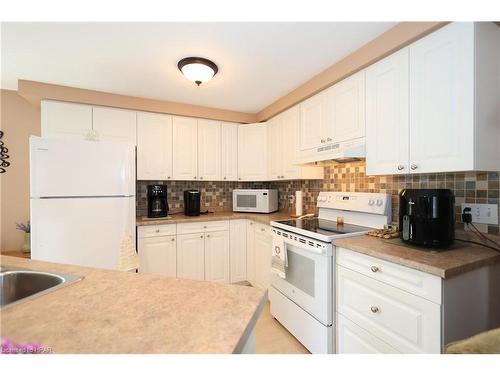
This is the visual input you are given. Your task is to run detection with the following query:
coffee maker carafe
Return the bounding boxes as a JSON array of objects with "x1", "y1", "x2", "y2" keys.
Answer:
[{"x1": 147, "y1": 185, "x2": 168, "y2": 218}]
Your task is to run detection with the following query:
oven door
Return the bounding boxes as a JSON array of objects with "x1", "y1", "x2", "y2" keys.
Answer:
[{"x1": 270, "y1": 233, "x2": 333, "y2": 326}]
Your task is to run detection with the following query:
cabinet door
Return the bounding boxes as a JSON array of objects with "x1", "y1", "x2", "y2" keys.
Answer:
[
  {"x1": 246, "y1": 221, "x2": 256, "y2": 285},
  {"x1": 281, "y1": 105, "x2": 302, "y2": 179},
  {"x1": 230, "y1": 220, "x2": 247, "y2": 283},
  {"x1": 366, "y1": 48, "x2": 410, "y2": 176},
  {"x1": 327, "y1": 70, "x2": 365, "y2": 143},
  {"x1": 172, "y1": 116, "x2": 198, "y2": 180},
  {"x1": 267, "y1": 116, "x2": 283, "y2": 180},
  {"x1": 138, "y1": 235, "x2": 176, "y2": 277},
  {"x1": 254, "y1": 224, "x2": 272, "y2": 290},
  {"x1": 137, "y1": 112, "x2": 173, "y2": 180},
  {"x1": 221, "y1": 122, "x2": 238, "y2": 181},
  {"x1": 198, "y1": 119, "x2": 222, "y2": 181},
  {"x1": 237, "y1": 123, "x2": 268, "y2": 181},
  {"x1": 337, "y1": 314, "x2": 399, "y2": 354},
  {"x1": 177, "y1": 233, "x2": 205, "y2": 281},
  {"x1": 92, "y1": 106, "x2": 137, "y2": 144},
  {"x1": 299, "y1": 91, "x2": 327, "y2": 151},
  {"x1": 409, "y1": 22, "x2": 474, "y2": 173},
  {"x1": 204, "y1": 231, "x2": 230, "y2": 283},
  {"x1": 41, "y1": 100, "x2": 92, "y2": 140}
]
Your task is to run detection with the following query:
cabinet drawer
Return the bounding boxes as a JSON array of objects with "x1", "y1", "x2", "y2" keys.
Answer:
[
  {"x1": 337, "y1": 265, "x2": 441, "y2": 353},
  {"x1": 138, "y1": 224, "x2": 176, "y2": 238},
  {"x1": 177, "y1": 220, "x2": 229, "y2": 234},
  {"x1": 254, "y1": 223, "x2": 271, "y2": 236},
  {"x1": 337, "y1": 247, "x2": 441, "y2": 304},
  {"x1": 336, "y1": 313, "x2": 399, "y2": 354}
]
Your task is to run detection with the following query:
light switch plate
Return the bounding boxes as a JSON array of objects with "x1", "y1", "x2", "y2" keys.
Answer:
[{"x1": 461, "y1": 203, "x2": 499, "y2": 225}]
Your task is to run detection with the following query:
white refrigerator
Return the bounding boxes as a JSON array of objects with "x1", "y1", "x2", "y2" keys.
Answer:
[{"x1": 30, "y1": 136, "x2": 136, "y2": 270}]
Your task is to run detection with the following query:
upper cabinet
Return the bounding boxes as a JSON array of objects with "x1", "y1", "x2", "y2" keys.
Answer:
[
  {"x1": 137, "y1": 112, "x2": 173, "y2": 180},
  {"x1": 366, "y1": 22, "x2": 500, "y2": 175},
  {"x1": 42, "y1": 100, "x2": 93, "y2": 140},
  {"x1": 172, "y1": 116, "x2": 199, "y2": 180},
  {"x1": 366, "y1": 48, "x2": 409, "y2": 176},
  {"x1": 238, "y1": 123, "x2": 268, "y2": 181},
  {"x1": 221, "y1": 122, "x2": 239, "y2": 181},
  {"x1": 92, "y1": 107, "x2": 137, "y2": 144},
  {"x1": 297, "y1": 71, "x2": 366, "y2": 163},
  {"x1": 198, "y1": 119, "x2": 222, "y2": 181},
  {"x1": 268, "y1": 105, "x2": 324, "y2": 180}
]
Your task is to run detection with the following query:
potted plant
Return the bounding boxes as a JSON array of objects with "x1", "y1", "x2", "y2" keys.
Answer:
[{"x1": 16, "y1": 221, "x2": 31, "y2": 253}]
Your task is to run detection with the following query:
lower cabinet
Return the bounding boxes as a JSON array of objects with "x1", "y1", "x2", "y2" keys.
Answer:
[
  {"x1": 177, "y1": 233, "x2": 205, "y2": 281},
  {"x1": 253, "y1": 223, "x2": 273, "y2": 290},
  {"x1": 246, "y1": 221, "x2": 256, "y2": 286},
  {"x1": 230, "y1": 220, "x2": 247, "y2": 283},
  {"x1": 138, "y1": 235, "x2": 177, "y2": 277},
  {"x1": 204, "y1": 231, "x2": 230, "y2": 283}
]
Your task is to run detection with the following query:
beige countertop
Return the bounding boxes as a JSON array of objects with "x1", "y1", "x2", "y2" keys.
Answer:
[
  {"x1": 0, "y1": 256, "x2": 267, "y2": 354},
  {"x1": 333, "y1": 234, "x2": 500, "y2": 279},
  {"x1": 136, "y1": 210, "x2": 295, "y2": 226}
]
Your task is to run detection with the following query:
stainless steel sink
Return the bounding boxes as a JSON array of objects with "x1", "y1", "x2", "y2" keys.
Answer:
[{"x1": 0, "y1": 267, "x2": 82, "y2": 309}]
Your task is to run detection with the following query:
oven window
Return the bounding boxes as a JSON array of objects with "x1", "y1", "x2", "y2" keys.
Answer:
[
  {"x1": 285, "y1": 247, "x2": 315, "y2": 297},
  {"x1": 237, "y1": 195, "x2": 257, "y2": 208}
]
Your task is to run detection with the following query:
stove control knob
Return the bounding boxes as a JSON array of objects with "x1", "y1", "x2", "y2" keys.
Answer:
[
  {"x1": 368, "y1": 199, "x2": 375, "y2": 206},
  {"x1": 376, "y1": 199, "x2": 383, "y2": 206}
]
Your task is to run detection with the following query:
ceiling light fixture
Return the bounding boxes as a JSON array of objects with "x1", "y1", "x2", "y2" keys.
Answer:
[{"x1": 177, "y1": 57, "x2": 218, "y2": 86}]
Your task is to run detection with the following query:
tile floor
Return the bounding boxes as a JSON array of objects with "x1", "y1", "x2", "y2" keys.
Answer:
[{"x1": 255, "y1": 302, "x2": 309, "y2": 354}]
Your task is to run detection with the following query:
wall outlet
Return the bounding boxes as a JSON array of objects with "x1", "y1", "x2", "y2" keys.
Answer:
[{"x1": 461, "y1": 203, "x2": 498, "y2": 225}]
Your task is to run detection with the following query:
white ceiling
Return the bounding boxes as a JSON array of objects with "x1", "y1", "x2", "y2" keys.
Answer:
[{"x1": 1, "y1": 22, "x2": 396, "y2": 113}]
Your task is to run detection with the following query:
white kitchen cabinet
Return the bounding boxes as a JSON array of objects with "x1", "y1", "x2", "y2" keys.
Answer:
[
  {"x1": 337, "y1": 314, "x2": 399, "y2": 354},
  {"x1": 92, "y1": 106, "x2": 137, "y2": 144},
  {"x1": 299, "y1": 91, "x2": 328, "y2": 152},
  {"x1": 41, "y1": 100, "x2": 93, "y2": 140},
  {"x1": 138, "y1": 235, "x2": 177, "y2": 277},
  {"x1": 221, "y1": 122, "x2": 239, "y2": 181},
  {"x1": 176, "y1": 232, "x2": 205, "y2": 281},
  {"x1": 237, "y1": 123, "x2": 268, "y2": 181},
  {"x1": 137, "y1": 112, "x2": 173, "y2": 180},
  {"x1": 253, "y1": 223, "x2": 272, "y2": 290},
  {"x1": 366, "y1": 48, "x2": 410, "y2": 176},
  {"x1": 198, "y1": 119, "x2": 222, "y2": 181},
  {"x1": 204, "y1": 230, "x2": 230, "y2": 283},
  {"x1": 229, "y1": 220, "x2": 247, "y2": 283},
  {"x1": 172, "y1": 116, "x2": 198, "y2": 180},
  {"x1": 246, "y1": 221, "x2": 256, "y2": 286},
  {"x1": 326, "y1": 70, "x2": 365, "y2": 144},
  {"x1": 268, "y1": 106, "x2": 324, "y2": 181}
]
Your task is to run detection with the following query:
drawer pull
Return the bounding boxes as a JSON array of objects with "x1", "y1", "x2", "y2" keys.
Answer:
[
  {"x1": 207, "y1": 234, "x2": 210, "y2": 238},
  {"x1": 155, "y1": 229, "x2": 160, "y2": 233},
  {"x1": 370, "y1": 266, "x2": 379, "y2": 273},
  {"x1": 171, "y1": 238, "x2": 175, "y2": 242},
  {"x1": 370, "y1": 306, "x2": 379, "y2": 313}
]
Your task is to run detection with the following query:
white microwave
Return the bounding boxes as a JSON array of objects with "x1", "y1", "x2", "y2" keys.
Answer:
[{"x1": 233, "y1": 189, "x2": 278, "y2": 213}]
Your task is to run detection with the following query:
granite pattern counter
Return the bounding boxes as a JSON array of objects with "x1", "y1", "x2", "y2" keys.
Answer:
[
  {"x1": 0, "y1": 256, "x2": 267, "y2": 354},
  {"x1": 136, "y1": 211, "x2": 295, "y2": 226},
  {"x1": 333, "y1": 235, "x2": 500, "y2": 278}
]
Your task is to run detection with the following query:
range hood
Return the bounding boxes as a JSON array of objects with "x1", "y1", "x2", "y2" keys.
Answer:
[{"x1": 298, "y1": 137, "x2": 366, "y2": 164}]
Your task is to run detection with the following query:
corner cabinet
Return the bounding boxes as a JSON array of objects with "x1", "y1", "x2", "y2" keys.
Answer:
[
  {"x1": 137, "y1": 112, "x2": 173, "y2": 180},
  {"x1": 366, "y1": 22, "x2": 500, "y2": 175},
  {"x1": 237, "y1": 123, "x2": 268, "y2": 181}
]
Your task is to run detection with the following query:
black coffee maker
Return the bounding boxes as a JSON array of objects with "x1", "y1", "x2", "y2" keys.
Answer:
[
  {"x1": 184, "y1": 190, "x2": 201, "y2": 216},
  {"x1": 399, "y1": 189, "x2": 455, "y2": 248},
  {"x1": 147, "y1": 185, "x2": 169, "y2": 218}
]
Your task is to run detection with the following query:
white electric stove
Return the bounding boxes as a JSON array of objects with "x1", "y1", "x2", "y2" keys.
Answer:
[{"x1": 269, "y1": 191, "x2": 391, "y2": 354}]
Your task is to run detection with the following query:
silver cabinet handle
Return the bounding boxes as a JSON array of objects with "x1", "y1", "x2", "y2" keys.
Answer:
[
  {"x1": 194, "y1": 176, "x2": 197, "y2": 179},
  {"x1": 207, "y1": 234, "x2": 210, "y2": 238},
  {"x1": 171, "y1": 238, "x2": 175, "y2": 242},
  {"x1": 320, "y1": 139, "x2": 326, "y2": 143},
  {"x1": 370, "y1": 306, "x2": 379, "y2": 313},
  {"x1": 200, "y1": 235, "x2": 203, "y2": 238},
  {"x1": 397, "y1": 165, "x2": 405, "y2": 171},
  {"x1": 167, "y1": 176, "x2": 171, "y2": 179},
  {"x1": 155, "y1": 229, "x2": 160, "y2": 233},
  {"x1": 200, "y1": 176, "x2": 203, "y2": 180},
  {"x1": 410, "y1": 164, "x2": 418, "y2": 170},
  {"x1": 203, "y1": 225, "x2": 207, "y2": 229},
  {"x1": 223, "y1": 177, "x2": 226, "y2": 180},
  {"x1": 261, "y1": 228, "x2": 265, "y2": 232},
  {"x1": 281, "y1": 175, "x2": 285, "y2": 179},
  {"x1": 370, "y1": 266, "x2": 379, "y2": 273},
  {"x1": 326, "y1": 137, "x2": 332, "y2": 142},
  {"x1": 238, "y1": 177, "x2": 241, "y2": 180}
]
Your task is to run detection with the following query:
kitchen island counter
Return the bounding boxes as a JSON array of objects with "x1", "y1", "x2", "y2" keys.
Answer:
[{"x1": 0, "y1": 256, "x2": 266, "y2": 354}]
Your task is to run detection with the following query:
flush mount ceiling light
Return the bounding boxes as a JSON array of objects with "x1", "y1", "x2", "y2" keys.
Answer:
[{"x1": 177, "y1": 57, "x2": 218, "y2": 86}]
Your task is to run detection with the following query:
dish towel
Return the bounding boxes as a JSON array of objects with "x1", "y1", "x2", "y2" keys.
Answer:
[
  {"x1": 118, "y1": 233, "x2": 139, "y2": 272},
  {"x1": 271, "y1": 235, "x2": 287, "y2": 279}
]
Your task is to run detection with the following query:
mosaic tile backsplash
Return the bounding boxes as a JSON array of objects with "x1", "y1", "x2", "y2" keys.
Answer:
[{"x1": 136, "y1": 160, "x2": 500, "y2": 235}]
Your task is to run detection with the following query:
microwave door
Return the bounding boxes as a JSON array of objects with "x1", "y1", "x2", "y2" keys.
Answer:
[{"x1": 236, "y1": 194, "x2": 257, "y2": 211}]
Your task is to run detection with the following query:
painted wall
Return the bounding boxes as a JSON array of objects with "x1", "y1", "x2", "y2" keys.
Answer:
[{"x1": 0, "y1": 89, "x2": 41, "y2": 251}]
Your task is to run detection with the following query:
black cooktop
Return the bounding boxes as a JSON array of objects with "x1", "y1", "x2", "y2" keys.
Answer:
[{"x1": 275, "y1": 217, "x2": 372, "y2": 236}]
